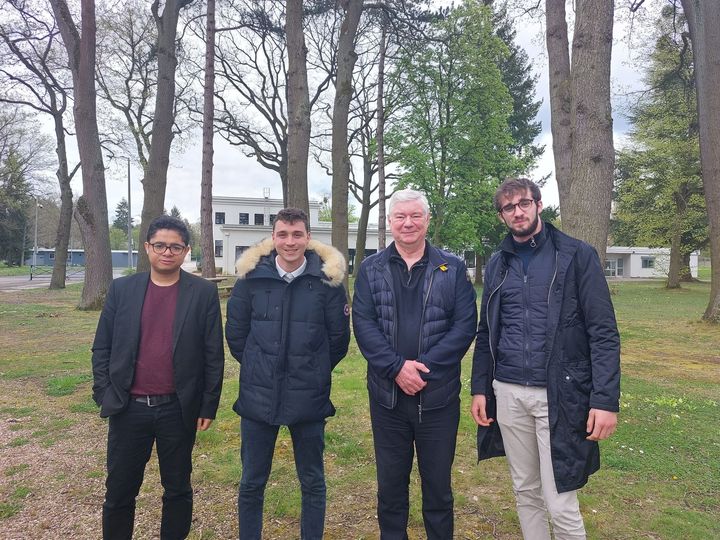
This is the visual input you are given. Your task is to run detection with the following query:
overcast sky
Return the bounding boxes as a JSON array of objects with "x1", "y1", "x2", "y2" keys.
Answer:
[{"x1": 68, "y1": 2, "x2": 658, "y2": 225}]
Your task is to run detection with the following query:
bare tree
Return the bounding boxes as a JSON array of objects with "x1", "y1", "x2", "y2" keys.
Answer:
[
  {"x1": 213, "y1": 1, "x2": 333, "y2": 205},
  {"x1": 680, "y1": 0, "x2": 720, "y2": 321},
  {"x1": 200, "y1": 0, "x2": 216, "y2": 277},
  {"x1": 131, "y1": 0, "x2": 195, "y2": 272},
  {"x1": 0, "y1": 2, "x2": 80, "y2": 289},
  {"x1": 331, "y1": 0, "x2": 363, "y2": 290},
  {"x1": 545, "y1": 0, "x2": 615, "y2": 261},
  {"x1": 286, "y1": 0, "x2": 311, "y2": 213},
  {"x1": 50, "y1": 0, "x2": 113, "y2": 309}
]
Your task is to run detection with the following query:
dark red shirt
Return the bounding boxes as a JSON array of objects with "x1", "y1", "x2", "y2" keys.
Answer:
[{"x1": 130, "y1": 280, "x2": 179, "y2": 396}]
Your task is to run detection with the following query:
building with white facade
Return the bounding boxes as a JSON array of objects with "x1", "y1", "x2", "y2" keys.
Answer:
[
  {"x1": 604, "y1": 246, "x2": 699, "y2": 279},
  {"x1": 212, "y1": 195, "x2": 379, "y2": 274}
]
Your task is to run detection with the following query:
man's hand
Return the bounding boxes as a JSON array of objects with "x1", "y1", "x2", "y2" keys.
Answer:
[
  {"x1": 395, "y1": 360, "x2": 429, "y2": 395},
  {"x1": 470, "y1": 394, "x2": 494, "y2": 427},
  {"x1": 197, "y1": 418, "x2": 213, "y2": 431},
  {"x1": 586, "y1": 409, "x2": 617, "y2": 441}
]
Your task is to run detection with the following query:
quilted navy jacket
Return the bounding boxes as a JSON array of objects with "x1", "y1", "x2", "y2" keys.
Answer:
[
  {"x1": 472, "y1": 222, "x2": 621, "y2": 493},
  {"x1": 352, "y1": 242, "x2": 477, "y2": 411},
  {"x1": 225, "y1": 239, "x2": 350, "y2": 425}
]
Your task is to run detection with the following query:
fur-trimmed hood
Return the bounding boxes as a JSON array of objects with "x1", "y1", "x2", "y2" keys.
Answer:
[{"x1": 234, "y1": 237, "x2": 346, "y2": 287}]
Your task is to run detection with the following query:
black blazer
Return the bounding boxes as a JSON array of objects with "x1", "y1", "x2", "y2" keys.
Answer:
[{"x1": 91, "y1": 270, "x2": 225, "y2": 431}]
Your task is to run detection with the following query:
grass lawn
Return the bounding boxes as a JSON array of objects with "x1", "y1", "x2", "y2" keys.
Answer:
[
  {"x1": 0, "y1": 280, "x2": 718, "y2": 538},
  {"x1": 0, "y1": 265, "x2": 34, "y2": 277}
]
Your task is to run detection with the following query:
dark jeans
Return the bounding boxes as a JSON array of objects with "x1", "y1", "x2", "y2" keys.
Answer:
[
  {"x1": 369, "y1": 391, "x2": 460, "y2": 540},
  {"x1": 103, "y1": 398, "x2": 196, "y2": 540},
  {"x1": 238, "y1": 417, "x2": 326, "y2": 540}
]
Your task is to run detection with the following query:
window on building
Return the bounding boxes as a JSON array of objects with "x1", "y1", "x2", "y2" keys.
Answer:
[
  {"x1": 214, "y1": 240, "x2": 223, "y2": 257},
  {"x1": 641, "y1": 256, "x2": 655, "y2": 269},
  {"x1": 269, "y1": 214, "x2": 277, "y2": 226},
  {"x1": 604, "y1": 260, "x2": 613, "y2": 277},
  {"x1": 616, "y1": 257, "x2": 624, "y2": 276},
  {"x1": 215, "y1": 212, "x2": 225, "y2": 224},
  {"x1": 254, "y1": 213, "x2": 264, "y2": 225},
  {"x1": 239, "y1": 213, "x2": 249, "y2": 225},
  {"x1": 49, "y1": 251, "x2": 55, "y2": 260}
]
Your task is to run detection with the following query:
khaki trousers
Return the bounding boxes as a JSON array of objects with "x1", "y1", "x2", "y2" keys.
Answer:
[{"x1": 493, "y1": 380, "x2": 586, "y2": 540}]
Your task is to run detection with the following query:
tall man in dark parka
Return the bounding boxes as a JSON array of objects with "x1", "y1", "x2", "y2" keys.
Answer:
[
  {"x1": 91, "y1": 215, "x2": 224, "y2": 540},
  {"x1": 353, "y1": 189, "x2": 478, "y2": 540},
  {"x1": 470, "y1": 178, "x2": 621, "y2": 540}
]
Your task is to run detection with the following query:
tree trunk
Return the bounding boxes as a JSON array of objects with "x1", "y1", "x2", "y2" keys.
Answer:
[
  {"x1": 137, "y1": 0, "x2": 190, "y2": 272},
  {"x1": 545, "y1": 0, "x2": 572, "y2": 210},
  {"x1": 285, "y1": 0, "x2": 310, "y2": 214},
  {"x1": 200, "y1": 0, "x2": 216, "y2": 278},
  {"x1": 331, "y1": 0, "x2": 363, "y2": 293},
  {"x1": 50, "y1": 112, "x2": 73, "y2": 289},
  {"x1": 546, "y1": 0, "x2": 614, "y2": 262},
  {"x1": 51, "y1": 0, "x2": 113, "y2": 309},
  {"x1": 681, "y1": 0, "x2": 720, "y2": 321},
  {"x1": 666, "y1": 228, "x2": 683, "y2": 289},
  {"x1": 353, "y1": 153, "x2": 373, "y2": 276},
  {"x1": 680, "y1": 252, "x2": 694, "y2": 282},
  {"x1": 474, "y1": 252, "x2": 484, "y2": 287},
  {"x1": 376, "y1": 20, "x2": 387, "y2": 250}
]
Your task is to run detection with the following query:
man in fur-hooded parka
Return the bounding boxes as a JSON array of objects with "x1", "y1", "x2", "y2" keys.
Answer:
[
  {"x1": 225, "y1": 208, "x2": 350, "y2": 539},
  {"x1": 225, "y1": 214, "x2": 350, "y2": 425}
]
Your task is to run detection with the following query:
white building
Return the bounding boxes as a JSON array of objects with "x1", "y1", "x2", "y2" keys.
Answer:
[
  {"x1": 604, "y1": 246, "x2": 699, "y2": 279},
  {"x1": 212, "y1": 195, "x2": 379, "y2": 274}
]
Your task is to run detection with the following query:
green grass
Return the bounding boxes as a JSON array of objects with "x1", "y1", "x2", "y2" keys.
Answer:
[
  {"x1": 0, "y1": 280, "x2": 718, "y2": 538},
  {"x1": 0, "y1": 264, "x2": 33, "y2": 276},
  {"x1": 46, "y1": 374, "x2": 92, "y2": 396}
]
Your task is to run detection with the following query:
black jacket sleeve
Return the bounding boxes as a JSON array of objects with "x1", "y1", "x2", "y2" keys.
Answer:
[{"x1": 91, "y1": 280, "x2": 117, "y2": 406}]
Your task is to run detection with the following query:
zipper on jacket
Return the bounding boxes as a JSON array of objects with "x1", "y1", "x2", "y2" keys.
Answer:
[
  {"x1": 486, "y1": 269, "x2": 508, "y2": 381},
  {"x1": 547, "y1": 250, "x2": 558, "y2": 305},
  {"x1": 415, "y1": 265, "x2": 439, "y2": 421}
]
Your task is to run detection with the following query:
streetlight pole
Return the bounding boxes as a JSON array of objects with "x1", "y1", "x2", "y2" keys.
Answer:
[{"x1": 127, "y1": 158, "x2": 133, "y2": 270}]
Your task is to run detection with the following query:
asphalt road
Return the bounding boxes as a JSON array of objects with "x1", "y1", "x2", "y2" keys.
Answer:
[{"x1": 0, "y1": 270, "x2": 125, "y2": 292}]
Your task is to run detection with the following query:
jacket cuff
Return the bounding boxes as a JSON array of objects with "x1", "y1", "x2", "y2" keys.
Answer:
[{"x1": 589, "y1": 397, "x2": 619, "y2": 413}]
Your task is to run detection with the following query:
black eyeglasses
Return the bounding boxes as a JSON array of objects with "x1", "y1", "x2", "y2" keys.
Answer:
[
  {"x1": 499, "y1": 198, "x2": 535, "y2": 215},
  {"x1": 149, "y1": 242, "x2": 186, "y2": 255}
]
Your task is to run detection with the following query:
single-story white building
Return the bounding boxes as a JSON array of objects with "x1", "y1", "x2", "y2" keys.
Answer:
[
  {"x1": 212, "y1": 195, "x2": 379, "y2": 274},
  {"x1": 604, "y1": 246, "x2": 699, "y2": 279}
]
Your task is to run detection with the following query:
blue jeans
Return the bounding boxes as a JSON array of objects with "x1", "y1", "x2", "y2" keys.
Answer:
[
  {"x1": 369, "y1": 392, "x2": 460, "y2": 540},
  {"x1": 238, "y1": 418, "x2": 326, "y2": 540},
  {"x1": 103, "y1": 398, "x2": 196, "y2": 540}
]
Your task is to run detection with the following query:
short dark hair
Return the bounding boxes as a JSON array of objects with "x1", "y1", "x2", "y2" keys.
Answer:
[
  {"x1": 494, "y1": 177, "x2": 542, "y2": 212},
  {"x1": 273, "y1": 207, "x2": 310, "y2": 233},
  {"x1": 146, "y1": 215, "x2": 190, "y2": 245}
]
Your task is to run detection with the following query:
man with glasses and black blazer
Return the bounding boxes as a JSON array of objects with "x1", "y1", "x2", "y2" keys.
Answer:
[{"x1": 91, "y1": 215, "x2": 224, "y2": 540}]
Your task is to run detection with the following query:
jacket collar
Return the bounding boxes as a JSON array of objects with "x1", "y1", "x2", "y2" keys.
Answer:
[
  {"x1": 378, "y1": 240, "x2": 449, "y2": 269},
  {"x1": 235, "y1": 237, "x2": 346, "y2": 287}
]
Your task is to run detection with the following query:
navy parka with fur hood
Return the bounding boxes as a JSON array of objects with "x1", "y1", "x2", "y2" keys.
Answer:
[
  {"x1": 225, "y1": 238, "x2": 350, "y2": 426},
  {"x1": 471, "y1": 222, "x2": 621, "y2": 493}
]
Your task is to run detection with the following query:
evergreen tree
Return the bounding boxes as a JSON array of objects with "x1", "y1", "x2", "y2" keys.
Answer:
[
  {"x1": 112, "y1": 198, "x2": 132, "y2": 231},
  {"x1": 0, "y1": 150, "x2": 33, "y2": 265},
  {"x1": 613, "y1": 6, "x2": 707, "y2": 287}
]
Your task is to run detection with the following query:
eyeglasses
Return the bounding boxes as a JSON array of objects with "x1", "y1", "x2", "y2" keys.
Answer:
[
  {"x1": 499, "y1": 198, "x2": 535, "y2": 215},
  {"x1": 149, "y1": 242, "x2": 186, "y2": 255}
]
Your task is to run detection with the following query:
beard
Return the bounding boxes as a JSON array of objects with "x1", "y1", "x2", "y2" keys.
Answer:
[{"x1": 507, "y1": 212, "x2": 540, "y2": 239}]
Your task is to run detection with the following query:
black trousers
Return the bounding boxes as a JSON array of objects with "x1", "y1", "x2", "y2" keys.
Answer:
[
  {"x1": 102, "y1": 398, "x2": 196, "y2": 540},
  {"x1": 369, "y1": 391, "x2": 460, "y2": 540}
]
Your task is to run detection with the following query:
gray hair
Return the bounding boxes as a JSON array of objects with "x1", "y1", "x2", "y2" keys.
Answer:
[{"x1": 388, "y1": 189, "x2": 430, "y2": 217}]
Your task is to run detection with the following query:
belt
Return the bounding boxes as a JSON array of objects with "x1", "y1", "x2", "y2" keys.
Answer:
[{"x1": 131, "y1": 393, "x2": 177, "y2": 407}]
